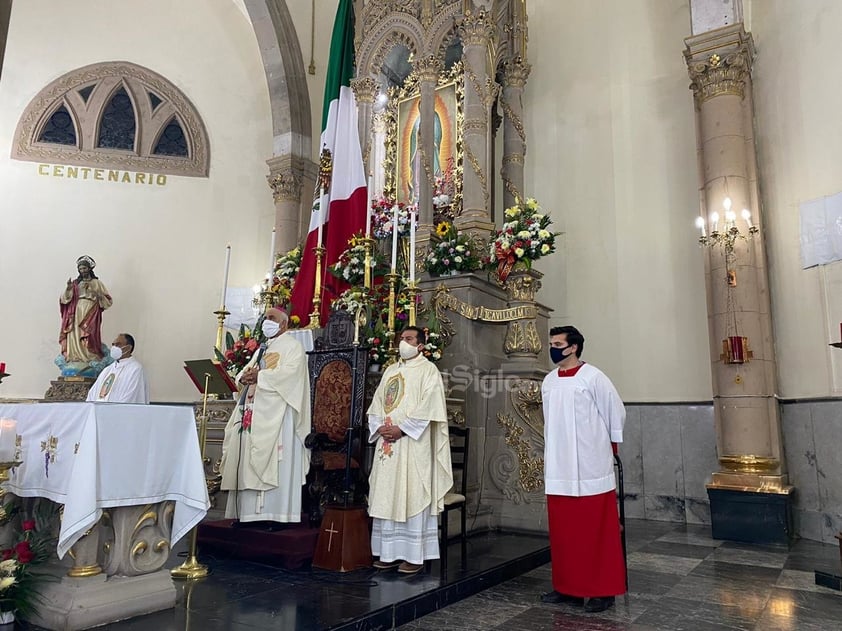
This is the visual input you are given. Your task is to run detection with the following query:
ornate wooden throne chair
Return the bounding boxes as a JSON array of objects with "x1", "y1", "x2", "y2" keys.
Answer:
[{"x1": 305, "y1": 311, "x2": 369, "y2": 526}]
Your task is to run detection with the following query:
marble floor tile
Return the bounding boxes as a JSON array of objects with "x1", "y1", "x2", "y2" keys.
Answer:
[
  {"x1": 709, "y1": 546, "x2": 788, "y2": 569},
  {"x1": 626, "y1": 551, "x2": 704, "y2": 575},
  {"x1": 776, "y1": 568, "x2": 842, "y2": 596},
  {"x1": 655, "y1": 529, "x2": 725, "y2": 548},
  {"x1": 665, "y1": 574, "x2": 772, "y2": 609},
  {"x1": 627, "y1": 568, "x2": 685, "y2": 597},
  {"x1": 688, "y1": 559, "x2": 783, "y2": 584},
  {"x1": 489, "y1": 605, "x2": 638, "y2": 630},
  {"x1": 397, "y1": 597, "x2": 531, "y2": 630},
  {"x1": 637, "y1": 540, "x2": 718, "y2": 560}
]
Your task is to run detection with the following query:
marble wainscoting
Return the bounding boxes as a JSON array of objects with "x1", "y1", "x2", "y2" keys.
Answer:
[
  {"x1": 780, "y1": 398, "x2": 842, "y2": 544},
  {"x1": 620, "y1": 403, "x2": 718, "y2": 527},
  {"x1": 479, "y1": 402, "x2": 720, "y2": 534}
]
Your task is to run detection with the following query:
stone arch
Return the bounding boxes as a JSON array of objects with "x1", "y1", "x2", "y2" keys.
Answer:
[
  {"x1": 357, "y1": 17, "x2": 424, "y2": 78},
  {"x1": 241, "y1": 0, "x2": 312, "y2": 163},
  {"x1": 425, "y1": 2, "x2": 464, "y2": 62},
  {"x1": 12, "y1": 61, "x2": 210, "y2": 177}
]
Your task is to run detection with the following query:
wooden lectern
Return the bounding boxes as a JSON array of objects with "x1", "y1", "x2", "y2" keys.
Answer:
[{"x1": 312, "y1": 505, "x2": 372, "y2": 572}]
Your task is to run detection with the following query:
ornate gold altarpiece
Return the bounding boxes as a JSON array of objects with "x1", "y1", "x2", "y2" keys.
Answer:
[{"x1": 352, "y1": 0, "x2": 547, "y2": 533}]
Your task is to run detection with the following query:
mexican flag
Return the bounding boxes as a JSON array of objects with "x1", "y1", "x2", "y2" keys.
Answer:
[{"x1": 290, "y1": 0, "x2": 367, "y2": 326}]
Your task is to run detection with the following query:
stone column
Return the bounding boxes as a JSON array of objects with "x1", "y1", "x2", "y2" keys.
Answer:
[
  {"x1": 685, "y1": 24, "x2": 792, "y2": 540},
  {"x1": 500, "y1": 58, "x2": 530, "y2": 210},
  {"x1": 266, "y1": 157, "x2": 303, "y2": 254},
  {"x1": 457, "y1": 7, "x2": 496, "y2": 232},
  {"x1": 350, "y1": 76, "x2": 378, "y2": 176},
  {"x1": 413, "y1": 55, "x2": 443, "y2": 229}
]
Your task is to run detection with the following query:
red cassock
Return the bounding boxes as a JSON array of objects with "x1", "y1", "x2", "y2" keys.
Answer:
[{"x1": 547, "y1": 491, "x2": 626, "y2": 597}]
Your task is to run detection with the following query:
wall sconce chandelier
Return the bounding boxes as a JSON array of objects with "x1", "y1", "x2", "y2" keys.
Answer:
[{"x1": 696, "y1": 194, "x2": 758, "y2": 365}]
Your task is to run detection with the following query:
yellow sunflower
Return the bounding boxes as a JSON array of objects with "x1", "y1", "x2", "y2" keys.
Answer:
[{"x1": 435, "y1": 222, "x2": 451, "y2": 238}]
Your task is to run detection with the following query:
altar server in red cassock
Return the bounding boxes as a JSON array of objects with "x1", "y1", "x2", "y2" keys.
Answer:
[{"x1": 540, "y1": 325, "x2": 626, "y2": 613}]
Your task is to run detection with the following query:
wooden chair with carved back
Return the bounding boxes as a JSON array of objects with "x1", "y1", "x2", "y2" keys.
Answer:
[{"x1": 305, "y1": 311, "x2": 369, "y2": 526}]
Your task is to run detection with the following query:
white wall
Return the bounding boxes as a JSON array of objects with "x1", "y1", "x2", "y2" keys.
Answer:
[
  {"x1": 0, "y1": 0, "x2": 274, "y2": 401},
  {"x1": 750, "y1": 0, "x2": 842, "y2": 398},
  {"x1": 526, "y1": 0, "x2": 712, "y2": 401}
]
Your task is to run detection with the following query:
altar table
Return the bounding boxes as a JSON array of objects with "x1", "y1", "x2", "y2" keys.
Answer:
[{"x1": 0, "y1": 402, "x2": 210, "y2": 558}]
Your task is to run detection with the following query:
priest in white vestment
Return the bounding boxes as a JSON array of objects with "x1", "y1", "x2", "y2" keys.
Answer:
[
  {"x1": 220, "y1": 308, "x2": 311, "y2": 524},
  {"x1": 367, "y1": 326, "x2": 452, "y2": 575},
  {"x1": 86, "y1": 333, "x2": 149, "y2": 403}
]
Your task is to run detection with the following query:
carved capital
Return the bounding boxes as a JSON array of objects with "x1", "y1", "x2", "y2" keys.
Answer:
[
  {"x1": 413, "y1": 55, "x2": 444, "y2": 83},
  {"x1": 459, "y1": 8, "x2": 494, "y2": 47},
  {"x1": 502, "y1": 59, "x2": 531, "y2": 88},
  {"x1": 686, "y1": 43, "x2": 753, "y2": 104},
  {"x1": 350, "y1": 76, "x2": 379, "y2": 103},
  {"x1": 267, "y1": 170, "x2": 302, "y2": 203}
]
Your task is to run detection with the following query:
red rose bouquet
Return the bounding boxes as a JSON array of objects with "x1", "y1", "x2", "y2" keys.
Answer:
[{"x1": 0, "y1": 513, "x2": 57, "y2": 616}]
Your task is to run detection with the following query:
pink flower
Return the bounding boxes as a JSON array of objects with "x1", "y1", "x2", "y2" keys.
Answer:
[{"x1": 21, "y1": 520, "x2": 36, "y2": 532}]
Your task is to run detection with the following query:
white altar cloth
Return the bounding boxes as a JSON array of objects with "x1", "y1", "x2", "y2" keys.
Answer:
[{"x1": 0, "y1": 402, "x2": 210, "y2": 558}]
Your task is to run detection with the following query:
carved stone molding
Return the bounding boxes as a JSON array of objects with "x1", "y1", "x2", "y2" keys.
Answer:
[
  {"x1": 459, "y1": 8, "x2": 495, "y2": 47},
  {"x1": 495, "y1": 379, "x2": 545, "y2": 495},
  {"x1": 101, "y1": 502, "x2": 175, "y2": 576},
  {"x1": 267, "y1": 170, "x2": 302, "y2": 203},
  {"x1": 504, "y1": 320, "x2": 542, "y2": 356},
  {"x1": 505, "y1": 269, "x2": 542, "y2": 302},
  {"x1": 413, "y1": 54, "x2": 444, "y2": 83},
  {"x1": 687, "y1": 47, "x2": 752, "y2": 103},
  {"x1": 501, "y1": 58, "x2": 531, "y2": 88},
  {"x1": 502, "y1": 153, "x2": 524, "y2": 166},
  {"x1": 350, "y1": 76, "x2": 379, "y2": 103}
]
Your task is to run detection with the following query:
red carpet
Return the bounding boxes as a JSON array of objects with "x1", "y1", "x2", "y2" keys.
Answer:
[{"x1": 197, "y1": 519, "x2": 320, "y2": 570}]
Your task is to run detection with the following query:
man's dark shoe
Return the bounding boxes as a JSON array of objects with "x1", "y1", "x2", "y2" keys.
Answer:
[
  {"x1": 584, "y1": 596, "x2": 615, "y2": 613},
  {"x1": 540, "y1": 590, "x2": 584, "y2": 605}
]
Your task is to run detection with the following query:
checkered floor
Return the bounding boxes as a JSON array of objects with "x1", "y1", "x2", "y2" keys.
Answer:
[{"x1": 398, "y1": 519, "x2": 842, "y2": 630}]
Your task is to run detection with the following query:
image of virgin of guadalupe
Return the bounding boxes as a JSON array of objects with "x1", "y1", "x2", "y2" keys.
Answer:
[{"x1": 57, "y1": 255, "x2": 114, "y2": 377}]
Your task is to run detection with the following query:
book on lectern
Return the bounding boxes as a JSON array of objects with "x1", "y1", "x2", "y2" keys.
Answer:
[{"x1": 183, "y1": 359, "x2": 238, "y2": 397}]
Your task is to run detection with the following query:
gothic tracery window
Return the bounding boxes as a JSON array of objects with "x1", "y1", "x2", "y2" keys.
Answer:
[{"x1": 12, "y1": 61, "x2": 210, "y2": 177}]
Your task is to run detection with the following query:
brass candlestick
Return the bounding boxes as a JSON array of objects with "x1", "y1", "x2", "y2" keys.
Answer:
[
  {"x1": 361, "y1": 236, "x2": 375, "y2": 289},
  {"x1": 172, "y1": 373, "x2": 211, "y2": 580},
  {"x1": 213, "y1": 307, "x2": 230, "y2": 352},
  {"x1": 385, "y1": 272, "x2": 400, "y2": 352},
  {"x1": 307, "y1": 245, "x2": 326, "y2": 329},
  {"x1": 405, "y1": 282, "x2": 419, "y2": 327}
]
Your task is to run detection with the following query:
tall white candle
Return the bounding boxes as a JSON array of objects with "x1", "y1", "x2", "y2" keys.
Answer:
[
  {"x1": 317, "y1": 188, "x2": 325, "y2": 247},
  {"x1": 0, "y1": 418, "x2": 16, "y2": 462},
  {"x1": 391, "y1": 205, "x2": 399, "y2": 273},
  {"x1": 366, "y1": 176, "x2": 373, "y2": 237},
  {"x1": 269, "y1": 227, "x2": 276, "y2": 272},
  {"x1": 409, "y1": 209, "x2": 416, "y2": 283},
  {"x1": 220, "y1": 244, "x2": 231, "y2": 309}
]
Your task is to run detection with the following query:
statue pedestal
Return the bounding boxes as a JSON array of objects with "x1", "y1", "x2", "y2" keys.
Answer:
[
  {"x1": 44, "y1": 377, "x2": 95, "y2": 402},
  {"x1": 25, "y1": 569, "x2": 176, "y2": 631}
]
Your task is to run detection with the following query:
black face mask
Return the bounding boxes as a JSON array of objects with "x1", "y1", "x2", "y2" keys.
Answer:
[{"x1": 550, "y1": 345, "x2": 573, "y2": 364}]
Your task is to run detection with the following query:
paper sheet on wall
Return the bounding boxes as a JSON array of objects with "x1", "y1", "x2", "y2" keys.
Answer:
[
  {"x1": 800, "y1": 192, "x2": 842, "y2": 268},
  {"x1": 224, "y1": 286, "x2": 259, "y2": 330}
]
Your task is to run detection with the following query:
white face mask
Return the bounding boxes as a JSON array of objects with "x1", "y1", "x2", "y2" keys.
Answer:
[
  {"x1": 262, "y1": 320, "x2": 281, "y2": 338},
  {"x1": 399, "y1": 340, "x2": 420, "y2": 360},
  {"x1": 109, "y1": 345, "x2": 124, "y2": 361}
]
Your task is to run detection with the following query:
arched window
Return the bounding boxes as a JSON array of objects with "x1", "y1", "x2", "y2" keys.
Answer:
[{"x1": 12, "y1": 61, "x2": 210, "y2": 177}]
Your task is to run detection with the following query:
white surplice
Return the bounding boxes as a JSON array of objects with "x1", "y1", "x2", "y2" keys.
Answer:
[
  {"x1": 541, "y1": 362, "x2": 625, "y2": 497},
  {"x1": 86, "y1": 356, "x2": 149, "y2": 404}
]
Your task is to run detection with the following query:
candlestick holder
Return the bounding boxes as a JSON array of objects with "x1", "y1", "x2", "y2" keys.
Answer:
[
  {"x1": 385, "y1": 272, "x2": 400, "y2": 351},
  {"x1": 361, "y1": 236, "x2": 376, "y2": 289},
  {"x1": 405, "y1": 281, "x2": 419, "y2": 327},
  {"x1": 307, "y1": 245, "x2": 326, "y2": 329},
  {"x1": 0, "y1": 461, "x2": 22, "y2": 523},
  {"x1": 0, "y1": 372, "x2": 8, "y2": 385},
  {"x1": 213, "y1": 307, "x2": 230, "y2": 352}
]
